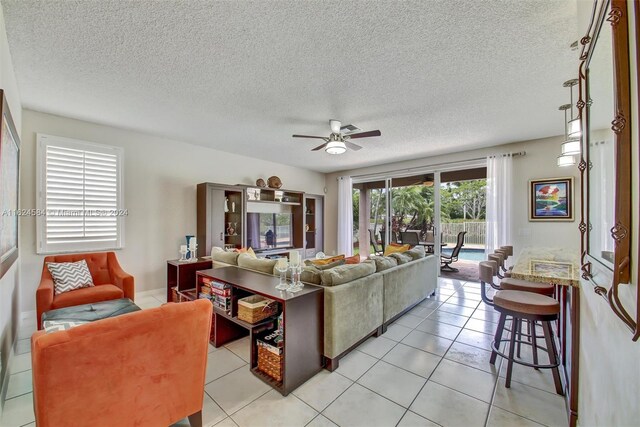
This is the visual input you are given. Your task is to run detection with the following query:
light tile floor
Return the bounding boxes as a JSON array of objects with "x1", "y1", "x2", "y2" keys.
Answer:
[{"x1": 0, "y1": 280, "x2": 569, "y2": 427}]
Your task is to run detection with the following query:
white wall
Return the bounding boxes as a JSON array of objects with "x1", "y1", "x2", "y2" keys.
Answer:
[
  {"x1": 576, "y1": 1, "x2": 640, "y2": 425},
  {"x1": 324, "y1": 135, "x2": 581, "y2": 256},
  {"x1": 0, "y1": 1, "x2": 21, "y2": 403},
  {"x1": 19, "y1": 110, "x2": 326, "y2": 312}
]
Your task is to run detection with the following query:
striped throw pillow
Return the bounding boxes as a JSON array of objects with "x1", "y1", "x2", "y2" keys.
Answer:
[{"x1": 47, "y1": 260, "x2": 95, "y2": 295}]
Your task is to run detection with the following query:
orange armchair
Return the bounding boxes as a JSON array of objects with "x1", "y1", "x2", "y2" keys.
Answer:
[
  {"x1": 32, "y1": 300, "x2": 212, "y2": 427},
  {"x1": 37, "y1": 252, "x2": 134, "y2": 330}
]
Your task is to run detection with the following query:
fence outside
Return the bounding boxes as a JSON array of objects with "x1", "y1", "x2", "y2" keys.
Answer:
[{"x1": 441, "y1": 222, "x2": 485, "y2": 246}]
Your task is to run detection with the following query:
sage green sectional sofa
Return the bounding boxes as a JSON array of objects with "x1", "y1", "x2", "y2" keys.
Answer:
[{"x1": 209, "y1": 247, "x2": 438, "y2": 369}]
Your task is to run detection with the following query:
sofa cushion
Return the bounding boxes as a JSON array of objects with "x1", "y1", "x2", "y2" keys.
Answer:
[
  {"x1": 344, "y1": 255, "x2": 361, "y2": 264},
  {"x1": 369, "y1": 255, "x2": 398, "y2": 272},
  {"x1": 47, "y1": 260, "x2": 94, "y2": 295},
  {"x1": 51, "y1": 284, "x2": 124, "y2": 310},
  {"x1": 320, "y1": 260, "x2": 376, "y2": 287},
  {"x1": 383, "y1": 243, "x2": 410, "y2": 256},
  {"x1": 211, "y1": 247, "x2": 239, "y2": 265},
  {"x1": 406, "y1": 245, "x2": 426, "y2": 260},
  {"x1": 237, "y1": 254, "x2": 278, "y2": 274},
  {"x1": 389, "y1": 252, "x2": 412, "y2": 265}
]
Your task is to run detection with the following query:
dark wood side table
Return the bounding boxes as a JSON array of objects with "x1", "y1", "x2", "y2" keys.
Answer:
[
  {"x1": 166, "y1": 259, "x2": 212, "y2": 302},
  {"x1": 196, "y1": 267, "x2": 323, "y2": 396}
]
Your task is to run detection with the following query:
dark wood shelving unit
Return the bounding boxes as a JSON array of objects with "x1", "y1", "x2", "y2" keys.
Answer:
[
  {"x1": 195, "y1": 267, "x2": 323, "y2": 395},
  {"x1": 166, "y1": 258, "x2": 213, "y2": 302},
  {"x1": 303, "y1": 194, "x2": 324, "y2": 258}
]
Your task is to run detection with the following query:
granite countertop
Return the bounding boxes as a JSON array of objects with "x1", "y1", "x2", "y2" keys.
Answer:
[{"x1": 511, "y1": 247, "x2": 581, "y2": 287}]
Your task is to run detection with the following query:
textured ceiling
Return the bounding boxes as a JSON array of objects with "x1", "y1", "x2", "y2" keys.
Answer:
[{"x1": 2, "y1": 0, "x2": 578, "y2": 173}]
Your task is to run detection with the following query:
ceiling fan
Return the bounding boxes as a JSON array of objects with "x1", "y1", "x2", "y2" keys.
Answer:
[{"x1": 292, "y1": 120, "x2": 381, "y2": 154}]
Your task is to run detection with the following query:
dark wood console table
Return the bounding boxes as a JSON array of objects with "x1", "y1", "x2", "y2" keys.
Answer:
[
  {"x1": 166, "y1": 259, "x2": 213, "y2": 302},
  {"x1": 195, "y1": 267, "x2": 323, "y2": 395}
]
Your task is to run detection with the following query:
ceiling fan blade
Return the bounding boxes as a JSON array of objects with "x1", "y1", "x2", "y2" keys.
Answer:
[
  {"x1": 311, "y1": 142, "x2": 329, "y2": 151},
  {"x1": 348, "y1": 130, "x2": 381, "y2": 139},
  {"x1": 292, "y1": 134, "x2": 327, "y2": 139},
  {"x1": 344, "y1": 140, "x2": 363, "y2": 151}
]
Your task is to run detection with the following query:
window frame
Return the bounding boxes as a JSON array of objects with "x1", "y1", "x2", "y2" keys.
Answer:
[{"x1": 36, "y1": 133, "x2": 125, "y2": 254}]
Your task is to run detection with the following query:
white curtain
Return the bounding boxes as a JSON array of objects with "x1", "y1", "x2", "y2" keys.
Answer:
[
  {"x1": 337, "y1": 176, "x2": 354, "y2": 256},
  {"x1": 485, "y1": 154, "x2": 513, "y2": 255}
]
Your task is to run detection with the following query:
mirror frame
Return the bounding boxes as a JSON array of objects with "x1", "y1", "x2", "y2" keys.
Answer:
[{"x1": 579, "y1": 0, "x2": 638, "y2": 339}]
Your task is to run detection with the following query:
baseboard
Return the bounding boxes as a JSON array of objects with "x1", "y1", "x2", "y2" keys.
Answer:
[{"x1": 0, "y1": 337, "x2": 16, "y2": 411}]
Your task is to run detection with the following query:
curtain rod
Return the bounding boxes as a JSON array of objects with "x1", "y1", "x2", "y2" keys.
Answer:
[{"x1": 346, "y1": 151, "x2": 526, "y2": 181}]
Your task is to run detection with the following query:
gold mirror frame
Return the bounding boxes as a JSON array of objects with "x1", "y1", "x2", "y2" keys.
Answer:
[{"x1": 579, "y1": 0, "x2": 638, "y2": 340}]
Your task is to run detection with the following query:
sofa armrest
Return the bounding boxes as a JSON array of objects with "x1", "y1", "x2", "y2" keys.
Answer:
[
  {"x1": 107, "y1": 252, "x2": 134, "y2": 301},
  {"x1": 36, "y1": 277, "x2": 55, "y2": 330},
  {"x1": 323, "y1": 274, "x2": 384, "y2": 359}
]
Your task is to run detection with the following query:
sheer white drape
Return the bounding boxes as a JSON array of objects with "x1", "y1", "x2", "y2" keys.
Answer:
[
  {"x1": 485, "y1": 154, "x2": 513, "y2": 255},
  {"x1": 337, "y1": 176, "x2": 354, "y2": 256}
]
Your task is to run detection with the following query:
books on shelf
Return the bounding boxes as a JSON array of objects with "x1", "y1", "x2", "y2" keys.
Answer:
[{"x1": 211, "y1": 280, "x2": 231, "y2": 291}]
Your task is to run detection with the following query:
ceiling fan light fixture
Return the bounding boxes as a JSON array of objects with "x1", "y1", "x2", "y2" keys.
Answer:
[
  {"x1": 325, "y1": 140, "x2": 346, "y2": 155},
  {"x1": 329, "y1": 119, "x2": 341, "y2": 134}
]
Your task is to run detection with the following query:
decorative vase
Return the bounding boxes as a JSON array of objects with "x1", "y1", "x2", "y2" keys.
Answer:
[
  {"x1": 231, "y1": 201, "x2": 236, "y2": 213},
  {"x1": 224, "y1": 197, "x2": 229, "y2": 213},
  {"x1": 185, "y1": 235, "x2": 195, "y2": 258},
  {"x1": 267, "y1": 176, "x2": 282, "y2": 189},
  {"x1": 227, "y1": 222, "x2": 234, "y2": 236},
  {"x1": 233, "y1": 222, "x2": 238, "y2": 235},
  {"x1": 256, "y1": 178, "x2": 267, "y2": 188}
]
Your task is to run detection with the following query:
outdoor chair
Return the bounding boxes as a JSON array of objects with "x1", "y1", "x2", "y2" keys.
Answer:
[
  {"x1": 369, "y1": 229, "x2": 383, "y2": 255},
  {"x1": 400, "y1": 231, "x2": 420, "y2": 247},
  {"x1": 441, "y1": 231, "x2": 467, "y2": 272}
]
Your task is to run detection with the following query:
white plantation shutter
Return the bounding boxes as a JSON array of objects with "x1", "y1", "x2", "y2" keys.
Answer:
[{"x1": 37, "y1": 134, "x2": 124, "y2": 254}]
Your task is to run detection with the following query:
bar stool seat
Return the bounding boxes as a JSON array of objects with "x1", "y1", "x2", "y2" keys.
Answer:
[
  {"x1": 493, "y1": 290, "x2": 559, "y2": 316},
  {"x1": 490, "y1": 289, "x2": 563, "y2": 395},
  {"x1": 499, "y1": 278, "x2": 555, "y2": 296}
]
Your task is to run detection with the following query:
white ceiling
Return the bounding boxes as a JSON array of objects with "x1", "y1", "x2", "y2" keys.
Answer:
[{"x1": 2, "y1": 0, "x2": 578, "y2": 173}]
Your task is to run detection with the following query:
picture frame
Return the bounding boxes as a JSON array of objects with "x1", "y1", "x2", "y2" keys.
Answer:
[
  {"x1": 529, "y1": 177, "x2": 573, "y2": 221},
  {"x1": 0, "y1": 89, "x2": 20, "y2": 279}
]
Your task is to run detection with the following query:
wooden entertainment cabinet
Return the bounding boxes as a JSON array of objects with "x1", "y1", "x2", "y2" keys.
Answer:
[
  {"x1": 196, "y1": 182, "x2": 324, "y2": 260},
  {"x1": 192, "y1": 267, "x2": 323, "y2": 395}
]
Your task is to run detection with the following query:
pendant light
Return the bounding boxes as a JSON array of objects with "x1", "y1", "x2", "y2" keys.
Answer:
[
  {"x1": 557, "y1": 103, "x2": 576, "y2": 167},
  {"x1": 564, "y1": 79, "x2": 582, "y2": 139}
]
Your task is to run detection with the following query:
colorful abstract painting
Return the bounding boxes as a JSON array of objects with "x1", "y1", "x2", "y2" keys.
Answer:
[{"x1": 529, "y1": 177, "x2": 573, "y2": 221}]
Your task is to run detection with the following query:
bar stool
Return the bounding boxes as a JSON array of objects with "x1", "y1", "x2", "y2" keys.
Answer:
[
  {"x1": 489, "y1": 290, "x2": 563, "y2": 395},
  {"x1": 495, "y1": 247, "x2": 512, "y2": 277},
  {"x1": 488, "y1": 252, "x2": 506, "y2": 279}
]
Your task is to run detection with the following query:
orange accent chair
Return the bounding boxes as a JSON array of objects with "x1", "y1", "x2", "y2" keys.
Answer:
[
  {"x1": 36, "y1": 252, "x2": 134, "y2": 330},
  {"x1": 32, "y1": 300, "x2": 212, "y2": 427}
]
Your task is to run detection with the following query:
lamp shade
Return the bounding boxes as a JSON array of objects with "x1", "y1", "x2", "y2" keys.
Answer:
[
  {"x1": 568, "y1": 118, "x2": 581, "y2": 138},
  {"x1": 557, "y1": 154, "x2": 576, "y2": 167},
  {"x1": 561, "y1": 139, "x2": 581, "y2": 155},
  {"x1": 326, "y1": 140, "x2": 346, "y2": 155}
]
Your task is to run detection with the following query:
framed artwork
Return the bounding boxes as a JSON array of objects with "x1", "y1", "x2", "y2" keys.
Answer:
[
  {"x1": 529, "y1": 177, "x2": 573, "y2": 221},
  {"x1": 0, "y1": 90, "x2": 20, "y2": 279}
]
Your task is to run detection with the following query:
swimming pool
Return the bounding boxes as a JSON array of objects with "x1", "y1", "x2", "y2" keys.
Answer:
[{"x1": 441, "y1": 247, "x2": 485, "y2": 262}]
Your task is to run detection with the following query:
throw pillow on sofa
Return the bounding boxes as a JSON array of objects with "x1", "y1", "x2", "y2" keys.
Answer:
[
  {"x1": 344, "y1": 255, "x2": 360, "y2": 264},
  {"x1": 369, "y1": 255, "x2": 398, "y2": 272},
  {"x1": 308, "y1": 254, "x2": 345, "y2": 267},
  {"x1": 383, "y1": 243, "x2": 410, "y2": 257},
  {"x1": 47, "y1": 260, "x2": 94, "y2": 295},
  {"x1": 320, "y1": 260, "x2": 376, "y2": 287},
  {"x1": 235, "y1": 247, "x2": 257, "y2": 258},
  {"x1": 304, "y1": 259, "x2": 345, "y2": 270},
  {"x1": 388, "y1": 252, "x2": 412, "y2": 265},
  {"x1": 405, "y1": 245, "x2": 426, "y2": 260},
  {"x1": 211, "y1": 247, "x2": 240, "y2": 265},
  {"x1": 237, "y1": 254, "x2": 278, "y2": 274}
]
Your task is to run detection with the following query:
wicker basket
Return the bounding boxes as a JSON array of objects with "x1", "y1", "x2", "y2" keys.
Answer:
[
  {"x1": 257, "y1": 344, "x2": 283, "y2": 382},
  {"x1": 238, "y1": 295, "x2": 278, "y2": 324}
]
